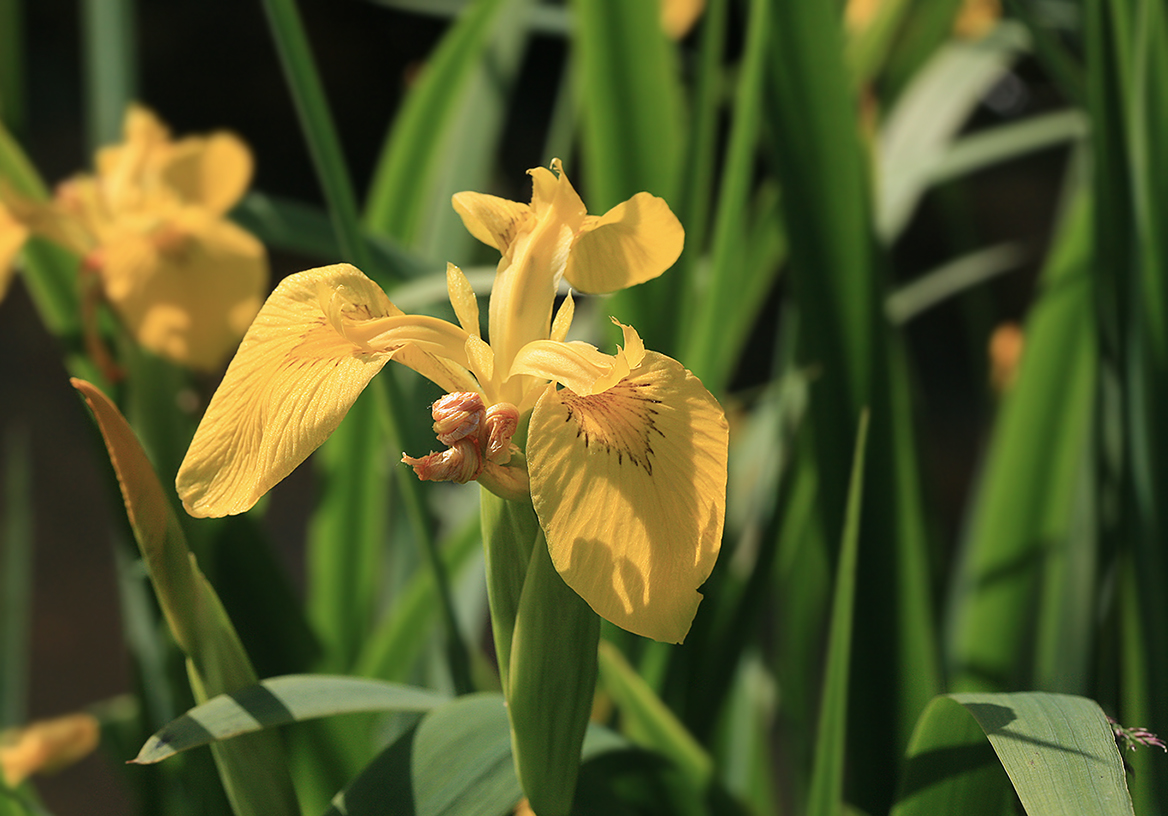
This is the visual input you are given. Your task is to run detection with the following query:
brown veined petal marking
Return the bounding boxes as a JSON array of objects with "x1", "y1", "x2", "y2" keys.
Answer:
[{"x1": 528, "y1": 351, "x2": 728, "y2": 643}]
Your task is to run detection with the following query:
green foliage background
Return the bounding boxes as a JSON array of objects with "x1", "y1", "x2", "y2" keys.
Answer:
[{"x1": 0, "y1": 0, "x2": 1164, "y2": 814}]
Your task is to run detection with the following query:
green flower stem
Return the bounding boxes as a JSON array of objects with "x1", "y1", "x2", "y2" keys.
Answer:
[
  {"x1": 258, "y1": 0, "x2": 371, "y2": 272},
  {"x1": 479, "y1": 488, "x2": 540, "y2": 694},
  {"x1": 507, "y1": 525, "x2": 600, "y2": 816}
]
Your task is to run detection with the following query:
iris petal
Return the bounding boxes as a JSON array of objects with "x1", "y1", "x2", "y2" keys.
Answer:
[
  {"x1": 563, "y1": 192, "x2": 684, "y2": 294},
  {"x1": 159, "y1": 132, "x2": 254, "y2": 215},
  {"x1": 100, "y1": 208, "x2": 267, "y2": 371},
  {"x1": 176, "y1": 264, "x2": 397, "y2": 517},
  {"x1": 527, "y1": 352, "x2": 728, "y2": 643},
  {"x1": 452, "y1": 191, "x2": 532, "y2": 254},
  {"x1": 0, "y1": 204, "x2": 29, "y2": 301}
]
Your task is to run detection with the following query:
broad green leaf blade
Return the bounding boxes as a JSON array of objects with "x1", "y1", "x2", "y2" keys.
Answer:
[
  {"x1": 878, "y1": 22, "x2": 1029, "y2": 241},
  {"x1": 953, "y1": 692, "x2": 1135, "y2": 816},
  {"x1": 363, "y1": 0, "x2": 522, "y2": 247},
  {"x1": 682, "y1": 0, "x2": 775, "y2": 393},
  {"x1": 71, "y1": 379, "x2": 299, "y2": 816},
  {"x1": 134, "y1": 675, "x2": 451, "y2": 764},
  {"x1": 327, "y1": 693, "x2": 518, "y2": 816},
  {"x1": 946, "y1": 192, "x2": 1094, "y2": 694},
  {"x1": 807, "y1": 413, "x2": 869, "y2": 816},
  {"x1": 478, "y1": 489, "x2": 539, "y2": 694},
  {"x1": 896, "y1": 693, "x2": 1136, "y2": 816},
  {"x1": 325, "y1": 693, "x2": 626, "y2": 816},
  {"x1": 597, "y1": 639, "x2": 713, "y2": 789},
  {"x1": 893, "y1": 695, "x2": 1014, "y2": 816}
]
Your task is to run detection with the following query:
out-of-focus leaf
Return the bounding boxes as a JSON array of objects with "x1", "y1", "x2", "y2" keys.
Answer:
[
  {"x1": 806, "y1": 413, "x2": 868, "y2": 816},
  {"x1": 133, "y1": 675, "x2": 450, "y2": 764},
  {"x1": 0, "y1": 123, "x2": 80, "y2": 340},
  {"x1": 886, "y1": 242, "x2": 1026, "y2": 324},
  {"x1": 597, "y1": 640, "x2": 712, "y2": 789},
  {"x1": 929, "y1": 110, "x2": 1088, "y2": 187},
  {"x1": 70, "y1": 379, "x2": 299, "y2": 816},
  {"x1": 571, "y1": 0, "x2": 685, "y2": 350},
  {"x1": 233, "y1": 193, "x2": 433, "y2": 283},
  {"x1": 354, "y1": 514, "x2": 481, "y2": 682},
  {"x1": 0, "y1": 430, "x2": 31, "y2": 729},
  {"x1": 894, "y1": 693, "x2": 1135, "y2": 816},
  {"x1": 81, "y1": 0, "x2": 135, "y2": 150},
  {"x1": 878, "y1": 22, "x2": 1029, "y2": 241},
  {"x1": 682, "y1": 0, "x2": 776, "y2": 393},
  {"x1": 766, "y1": 4, "x2": 940, "y2": 811},
  {"x1": 946, "y1": 193, "x2": 1094, "y2": 694},
  {"x1": 0, "y1": 0, "x2": 22, "y2": 132},
  {"x1": 260, "y1": 0, "x2": 372, "y2": 272},
  {"x1": 363, "y1": 0, "x2": 525, "y2": 249}
]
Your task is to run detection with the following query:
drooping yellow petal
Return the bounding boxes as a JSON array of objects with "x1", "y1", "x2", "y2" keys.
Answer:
[
  {"x1": 99, "y1": 208, "x2": 267, "y2": 371},
  {"x1": 176, "y1": 263, "x2": 480, "y2": 517},
  {"x1": 563, "y1": 192, "x2": 684, "y2": 294},
  {"x1": 527, "y1": 352, "x2": 728, "y2": 643},
  {"x1": 452, "y1": 191, "x2": 532, "y2": 254},
  {"x1": 0, "y1": 203, "x2": 29, "y2": 301},
  {"x1": 160, "y1": 132, "x2": 254, "y2": 214},
  {"x1": 176, "y1": 264, "x2": 398, "y2": 517}
]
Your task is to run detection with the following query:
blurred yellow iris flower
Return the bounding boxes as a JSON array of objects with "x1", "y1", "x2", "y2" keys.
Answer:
[
  {"x1": 1, "y1": 713, "x2": 100, "y2": 788},
  {"x1": 0, "y1": 105, "x2": 267, "y2": 371},
  {"x1": 176, "y1": 160, "x2": 728, "y2": 643}
]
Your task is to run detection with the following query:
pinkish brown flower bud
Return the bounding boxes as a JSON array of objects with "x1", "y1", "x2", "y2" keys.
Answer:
[
  {"x1": 401, "y1": 438, "x2": 482, "y2": 483},
  {"x1": 482, "y1": 402, "x2": 519, "y2": 464},
  {"x1": 431, "y1": 391, "x2": 485, "y2": 445}
]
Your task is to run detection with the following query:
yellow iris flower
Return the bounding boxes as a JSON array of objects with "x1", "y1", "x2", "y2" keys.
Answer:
[
  {"x1": 176, "y1": 160, "x2": 728, "y2": 643},
  {"x1": 1, "y1": 105, "x2": 266, "y2": 371}
]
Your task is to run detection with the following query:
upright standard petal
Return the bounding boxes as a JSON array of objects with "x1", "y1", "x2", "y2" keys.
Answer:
[
  {"x1": 176, "y1": 264, "x2": 397, "y2": 517},
  {"x1": 563, "y1": 192, "x2": 684, "y2": 294},
  {"x1": 452, "y1": 192, "x2": 532, "y2": 254},
  {"x1": 526, "y1": 352, "x2": 728, "y2": 643},
  {"x1": 160, "y1": 132, "x2": 254, "y2": 214}
]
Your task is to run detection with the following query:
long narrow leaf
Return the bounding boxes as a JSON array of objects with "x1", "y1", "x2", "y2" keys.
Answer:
[
  {"x1": 806, "y1": 412, "x2": 869, "y2": 816},
  {"x1": 134, "y1": 675, "x2": 450, "y2": 764},
  {"x1": 363, "y1": 0, "x2": 523, "y2": 248},
  {"x1": 71, "y1": 379, "x2": 299, "y2": 816}
]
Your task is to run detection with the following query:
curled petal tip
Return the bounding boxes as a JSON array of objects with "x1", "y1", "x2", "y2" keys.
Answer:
[{"x1": 402, "y1": 439, "x2": 482, "y2": 484}]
